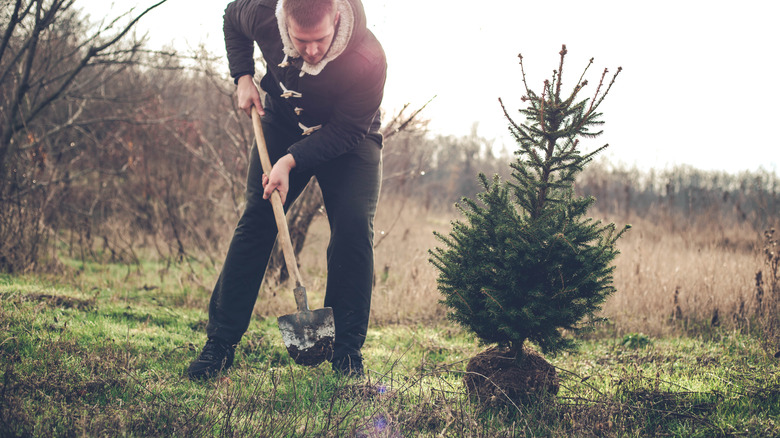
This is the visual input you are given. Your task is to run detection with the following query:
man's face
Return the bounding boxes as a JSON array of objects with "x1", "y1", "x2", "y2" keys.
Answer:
[{"x1": 288, "y1": 12, "x2": 339, "y2": 65}]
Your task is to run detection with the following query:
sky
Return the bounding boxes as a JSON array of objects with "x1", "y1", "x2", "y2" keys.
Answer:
[{"x1": 82, "y1": 0, "x2": 779, "y2": 174}]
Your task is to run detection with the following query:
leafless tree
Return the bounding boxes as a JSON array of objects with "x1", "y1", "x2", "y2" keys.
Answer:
[
  {"x1": 0, "y1": 0, "x2": 167, "y2": 271},
  {"x1": 0, "y1": 0, "x2": 168, "y2": 177}
]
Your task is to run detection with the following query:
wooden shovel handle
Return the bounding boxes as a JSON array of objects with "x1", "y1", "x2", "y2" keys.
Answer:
[{"x1": 251, "y1": 107, "x2": 307, "y2": 292}]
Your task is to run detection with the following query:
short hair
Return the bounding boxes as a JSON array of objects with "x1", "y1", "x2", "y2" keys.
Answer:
[{"x1": 283, "y1": 0, "x2": 336, "y2": 28}]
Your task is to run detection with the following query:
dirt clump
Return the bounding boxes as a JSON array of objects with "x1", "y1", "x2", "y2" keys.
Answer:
[
  {"x1": 24, "y1": 292, "x2": 94, "y2": 311},
  {"x1": 464, "y1": 345, "x2": 559, "y2": 406},
  {"x1": 284, "y1": 336, "x2": 334, "y2": 366}
]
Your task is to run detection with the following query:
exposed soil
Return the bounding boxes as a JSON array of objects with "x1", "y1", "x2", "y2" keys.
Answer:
[
  {"x1": 23, "y1": 292, "x2": 94, "y2": 311},
  {"x1": 464, "y1": 345, "x2": 559, "y2": 406},
  {"x1": 284, "y1": 336, "x2": 334, "y2": 366}
]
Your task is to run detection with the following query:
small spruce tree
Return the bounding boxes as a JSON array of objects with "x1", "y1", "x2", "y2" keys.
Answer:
[{"x1": 430, "y1": 45, "x2": 629, "y2": 358}]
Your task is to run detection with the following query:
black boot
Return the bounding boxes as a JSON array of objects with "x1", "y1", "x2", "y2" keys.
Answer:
[
  {"x1": 187, "y1": 338, "x2": 236, "y2": 380},
  {"x1": 332, "y1": 355, "x2": 364, "y2": 378}
]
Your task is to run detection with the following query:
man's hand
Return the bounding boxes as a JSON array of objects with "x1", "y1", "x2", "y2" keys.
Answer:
[
  {"x1": 237, "y1": 75, "x2": 264, "y2": 117},
  {"x1": 262, "y1": 154, "x2": 296, "y2": 205}
]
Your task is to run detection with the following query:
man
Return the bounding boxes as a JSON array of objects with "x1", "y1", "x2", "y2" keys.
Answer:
[{"x1": 187, "y1": 0, "x2": 386, "y2": 379}]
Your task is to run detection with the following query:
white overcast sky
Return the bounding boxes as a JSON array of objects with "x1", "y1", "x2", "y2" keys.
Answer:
[{"x1": 82, "y1": 0, "x2": 779, "y2": 174}]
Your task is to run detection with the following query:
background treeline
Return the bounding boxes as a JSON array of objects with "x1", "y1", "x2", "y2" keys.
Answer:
[
  {"x1": 2, "y1": 1, "x2": 777, "y2": 275},
  {"x1": 396, "y1": 134, "x2": 779, "y2": 231}
]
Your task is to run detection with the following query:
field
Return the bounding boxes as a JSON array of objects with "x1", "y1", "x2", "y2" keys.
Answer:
[
  {"x1": 1, "y1": 198, "x2": 779, "y2": 437},
  {"x1": 4, "y1": 4, "x2": 780, "y2": 435}
]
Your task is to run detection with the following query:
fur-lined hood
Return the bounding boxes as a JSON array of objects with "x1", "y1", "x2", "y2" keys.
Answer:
[
  {"x1": 223, "y1": 0, "x2": 385, "y2": 172},
  {"x1": 275, "y1": 0, "x2": 366, "y2": 76}
]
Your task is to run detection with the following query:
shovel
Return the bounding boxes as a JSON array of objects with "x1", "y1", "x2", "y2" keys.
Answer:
[{"x1": 251, "y1": 107, "x2": 335, "y2": 366}]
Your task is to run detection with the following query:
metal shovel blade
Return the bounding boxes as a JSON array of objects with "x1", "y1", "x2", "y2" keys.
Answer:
[{"x1": 278, "y1": 300, "x2": 335, "y2": 366}]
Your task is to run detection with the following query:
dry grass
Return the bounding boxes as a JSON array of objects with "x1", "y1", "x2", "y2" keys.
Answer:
[
  {"x1": 291, "y1": 197, "x2": 447, "y2": 325},
  {"x1": 254, "y1": 194, "x2": 773, "y2": 339},
  {"x1": 605, "y1": 213, "x2": 764, "y2": 336}
]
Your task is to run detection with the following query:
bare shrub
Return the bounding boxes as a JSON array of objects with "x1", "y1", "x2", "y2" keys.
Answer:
[
  {"x1": 755, "y1": 228, "x2": 780, "y2": 348},
  {"x1": 0, "y1": 0, "x2": 168, "y2": 272}
]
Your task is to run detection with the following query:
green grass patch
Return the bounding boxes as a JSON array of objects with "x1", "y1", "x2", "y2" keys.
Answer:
[{"x1": 1, "y1": 260, "x2": 779, "y2": 436}]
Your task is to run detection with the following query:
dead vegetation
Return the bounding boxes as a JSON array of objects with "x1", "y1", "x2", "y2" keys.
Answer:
[{"x1": 281, "y1": 190, "x2": 780, "y2": 347}]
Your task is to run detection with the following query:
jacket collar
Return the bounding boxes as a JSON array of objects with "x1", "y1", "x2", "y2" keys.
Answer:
[{"x1": 276, "y1": 0, "x2": 354, "y2": 76}]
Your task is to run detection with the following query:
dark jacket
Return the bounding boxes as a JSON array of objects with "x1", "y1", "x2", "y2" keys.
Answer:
[{"x1": 223, "y1": 0, "x2": 386, "y2": 172}]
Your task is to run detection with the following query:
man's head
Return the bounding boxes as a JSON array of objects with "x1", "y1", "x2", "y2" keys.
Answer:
[{"x1": 284, "y1": 0, "x2": 340, "y2": 65}]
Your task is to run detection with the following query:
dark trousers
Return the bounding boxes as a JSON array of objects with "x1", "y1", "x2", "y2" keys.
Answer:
[{"x1": 205, "y1": 116, "x2": 382, "y2": 362}]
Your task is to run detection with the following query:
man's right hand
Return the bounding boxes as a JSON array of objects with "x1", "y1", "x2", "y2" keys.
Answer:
[{"x1": 237, "y1": 75, "x2": 264, "y2": 117}]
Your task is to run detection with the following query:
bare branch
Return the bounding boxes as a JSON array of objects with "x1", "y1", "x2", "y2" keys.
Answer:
[
  {"x1": 0, "y1": 0, "x2": 27, "y2": 63},
  {"x1": 381, "y1": 95, "x2": 435, "y2": 140},
  {"x1": 1, "y1": 0, "x2": 169, "y2": 170}
]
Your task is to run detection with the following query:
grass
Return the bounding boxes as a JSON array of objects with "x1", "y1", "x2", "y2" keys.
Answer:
[
  {"x1": 555, "y1": 333, "x2": 780, "y2": 436},
  {"x1": 1, "y1": 201, "x2": 778, "y2": 436},
  {"x1": 1, "y1": 256, "x2": 779, "y2": 437}
]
